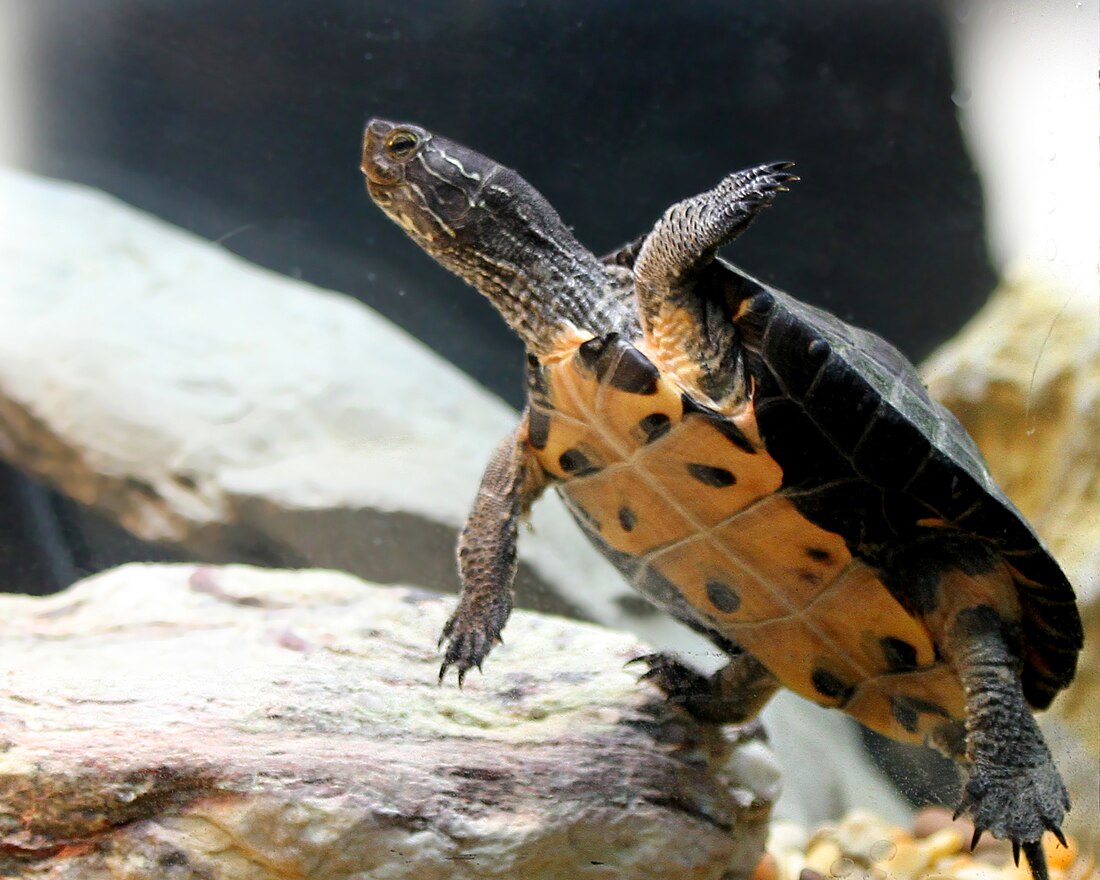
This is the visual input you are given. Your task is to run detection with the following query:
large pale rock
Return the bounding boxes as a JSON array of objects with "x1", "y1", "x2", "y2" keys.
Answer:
[
  {"x1": 0, "y1": 564, "x2": 781, "y2": 880},
  {"x1": 0, "y1": 166, "x2": 913, "y2": 828},
  {"x1": 0, "y1": 165, "x2": 629, "y2": 617}
]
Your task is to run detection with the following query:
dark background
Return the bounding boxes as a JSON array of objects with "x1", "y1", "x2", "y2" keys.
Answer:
[
  {"x1": 0, "y1": 0, "x2": 988, "y2": 807},
  {"x1": 2, "y1": 0, "x2": 996, "y2": 590}
]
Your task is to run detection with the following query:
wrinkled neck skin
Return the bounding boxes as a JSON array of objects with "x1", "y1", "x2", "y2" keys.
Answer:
[{"x1": 382, "y1": 165, "x2": 624, "y2": 358}]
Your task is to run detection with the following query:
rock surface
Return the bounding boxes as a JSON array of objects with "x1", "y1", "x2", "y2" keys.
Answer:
[
  {"x1": 0, "y1": 165, "x2": 621, "y2": 616},
  {"x1": 0, "y1": 563, "x2": 781, "y2": 880},
  {"x1": 923, "y1": 274, "x2": 1100, "y2": 851}
]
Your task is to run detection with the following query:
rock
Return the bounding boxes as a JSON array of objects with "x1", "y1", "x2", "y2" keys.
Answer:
[
  {"x1": 0, "y1": 166, "x2": 620, "y2": 617},
  {"x1": 0, "y1": 563, "x2": 780, "y2": 880},
  {"x1": 0, "y1": 165, "x2": 913, "y2": 829},
  {"x1": 765, "y1": 809, "x2": 1099, "y2": 880}
]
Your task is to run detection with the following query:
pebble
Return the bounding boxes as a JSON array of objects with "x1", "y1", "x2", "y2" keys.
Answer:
[{"x1": 757, "y1": 807, "x2": 1097, "y2": 880}]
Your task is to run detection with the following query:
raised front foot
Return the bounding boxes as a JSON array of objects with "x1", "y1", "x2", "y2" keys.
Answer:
[{"x1": 628, "y1": 649, "x2": 779, "y2": 725}]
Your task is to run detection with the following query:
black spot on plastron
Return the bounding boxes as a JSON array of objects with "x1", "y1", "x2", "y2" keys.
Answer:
[
  {"x1": 527, "y1": 408, "x2": 551, "y2": 450},
  {"x1": 618, "y1": 506, "x2": 636, "y2": 532},
  {"x1": 526, "y1": 354, "x2": 550, "y2": 401},
  {"x1": 705, "y1": 579, "x2": 741, "y2": 613},
  {"x1": 811, "y1": 668, "x2": 855, "y2": 703},
  {"x1": 796, "y1": 569, "x2": 821, "y2": 585},
  {"x1": 891, "y1": 694, "x2": 950, "y2": 734},
  {"x1": 880, "y1": 636, "x2": 919, "y2": 673},
  {"x1": 559, "y1": 448, "x2": 600, "y2": 477},
  {"x1": 687, "y1": 463, "x2": 737, "y2": 488},
  {"x1": 607, "y1": 345, "x2": 660, "y2": 395},
  {"x1": 638, "y1": 412, "x2": 672, "y2": 443},
  {"x1": 806, "y1": 547, "x2": 832, "y2": 563},
  {"x1": 576, "y1": 334, "x2": 616, "y2": 374},
  {"x1": 891, "y1": 695, "x2": 920, "y2": 733},
  {"x1": 681, "y1": 394, "x2": 756, "y2": 454}
]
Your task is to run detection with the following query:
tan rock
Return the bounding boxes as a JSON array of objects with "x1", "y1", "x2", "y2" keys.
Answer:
[{"x1": 0, "y1": 564, "x2": 779, "y2": 880}]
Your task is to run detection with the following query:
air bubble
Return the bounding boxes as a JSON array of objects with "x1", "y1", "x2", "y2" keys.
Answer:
[
  {"x1": 831, "y1": 857, "x2": 858, "y2": 877},
  {"x1": 951, "y1": 87, "x2": 971, "y2": 107},
  {"x1": 870, "y1": 840, "x2": 898, "y2": 862},
  {"x1": 1045, "y1": 239, "x2": 1058, "y2": 261}
]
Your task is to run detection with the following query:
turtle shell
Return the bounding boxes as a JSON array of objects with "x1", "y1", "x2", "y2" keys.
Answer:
[
  {"x1": 717, "y1": 261, "x2": 1082, "y2": 709},
  {"x1": 525, "y1": 260, "x2": 1080, "y2": 744}
]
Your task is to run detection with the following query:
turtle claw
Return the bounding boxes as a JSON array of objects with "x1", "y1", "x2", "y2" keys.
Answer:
[
  {"x1": 1022, "y1": 840, "x2": 1050, "y2": 880},
  {"x1": 1013, "y1": 841, "x2": 1021, "y2": 867},
  {"x1": 970, "y1": 827, "x2": 984, "y2": 851},
  {"x1": 1044, "y1": 822, "x2": 1067, "y2": 850},
  {"x1": 437, "y1": 598, "x2": 508, "y2": 686},
  {"x1": 627, "y1": 651, "x2": 711, "y2": 706}
]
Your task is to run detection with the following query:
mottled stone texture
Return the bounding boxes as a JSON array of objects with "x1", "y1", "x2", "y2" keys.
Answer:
[
  {"x1": 0, "y1": 564, "x2": 779, "y2": 879},
  {"x1": 923, "y1": 273, "x2": 1099, "y2": 851}
]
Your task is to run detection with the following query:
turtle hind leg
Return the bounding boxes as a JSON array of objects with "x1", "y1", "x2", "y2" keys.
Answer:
[
  {"x1": 629, "y1": 649, "x2": 779, "y2": 724},
  {"x1": 948, "y1": 604, "x2": 1069, "y2": 880}
]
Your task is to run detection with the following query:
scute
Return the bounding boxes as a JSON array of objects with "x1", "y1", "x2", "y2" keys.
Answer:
[{"x1": 530, "y1": 332, "x2": 977, "y2": 745}]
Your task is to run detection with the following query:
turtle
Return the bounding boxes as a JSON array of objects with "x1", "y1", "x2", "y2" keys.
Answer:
[{"x1": 360, "y1": 118, "x2": 1082, "y2": 880}]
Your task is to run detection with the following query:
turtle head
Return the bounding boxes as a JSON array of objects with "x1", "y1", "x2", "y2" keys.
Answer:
[
  {"x1": 362, "y1": 118, "x2": 616, "y2": 354},
  {"x1": 362, "y1": 119, "x2": 489, "y2": 253}
]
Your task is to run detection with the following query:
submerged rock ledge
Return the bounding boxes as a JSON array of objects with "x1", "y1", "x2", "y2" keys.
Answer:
[{"x1": 0, "y1": 564, "x2": 779, "y2": 880}]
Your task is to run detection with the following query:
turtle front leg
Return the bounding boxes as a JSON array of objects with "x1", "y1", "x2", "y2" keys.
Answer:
[
  {"x1": 946, "y1": 604, "x2": 1069, "y2": 880},
  {"x1": 630, "y1": 649, "x2": 779, "y2": 725},
  {"x1": 633, "y1": 162, "x2": 797, "y2": 407},
  {"x1": 439, "y1": 417, "x2": 547, "y2": 685}
]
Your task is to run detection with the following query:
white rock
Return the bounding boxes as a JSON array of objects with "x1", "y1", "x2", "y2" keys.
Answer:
[
  {"x1": 0, "y1": 165, "x2": 622, "y2": 612},
  {"x1": 0, "y1": 563, "x2": 775, "y2": 880}
]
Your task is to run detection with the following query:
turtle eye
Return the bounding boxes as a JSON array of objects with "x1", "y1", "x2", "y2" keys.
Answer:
[{"x1": 385, "y1": 130, "x2": 421, "y2": 159}]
